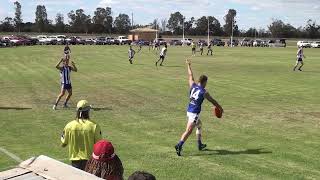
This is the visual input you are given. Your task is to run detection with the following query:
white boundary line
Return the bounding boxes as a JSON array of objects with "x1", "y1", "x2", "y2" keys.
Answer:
[{"x1": 0, "y1": 147, "x2": 23, "y2": 163}]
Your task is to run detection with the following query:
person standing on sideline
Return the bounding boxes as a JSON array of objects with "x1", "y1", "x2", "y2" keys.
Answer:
[
  {"x1": 61, "y1": 100, "x2": 102, "y2": 170},
  {"x1": 293, "y1": 46, "x2": 306, "y2": 71},
  {"x1": 85, "y1": 140, "x2": 124, "y2": 180},
  {"x1": 64, "y1": 44, "x2": 71, "y2": 59},
  {"x1": 199, "y1": 42, "x2": 204, "y2": 56},
  {"x1": 191, "y1": 41, "x2": 196, "y2": 56},
  {"x1": 207, "y1": 43, "x2": 213, "y2": 56},
  {"x1": 53, "y1": 57, "x2": 77, "y2": 110}
]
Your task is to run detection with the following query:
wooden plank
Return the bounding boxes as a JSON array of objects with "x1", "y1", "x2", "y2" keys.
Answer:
[
  {"x1": 7, "y1": 172, "x2": 45, "y2": 180},
  {"x1": 0, "y1": 168, "x2": 31, "y2": 179}
]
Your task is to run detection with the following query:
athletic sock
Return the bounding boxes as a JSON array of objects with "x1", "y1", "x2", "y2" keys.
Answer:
[
  {"x1": 178, "y1": 140, "x2": 184, "y2": 148},
  {"x1": 197, "y1": 140, "x2": 202, "y2": 147}
]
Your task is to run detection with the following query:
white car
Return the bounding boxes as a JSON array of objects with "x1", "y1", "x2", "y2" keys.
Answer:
[
  {"x1": 311, "y1": 41, "x2": 320, "y2": 48},
  {"x1": 117, "y1": 36, "x2": 130, "y2": 45},
  {"x1": 37, "y1": 35, "x2": 51, "y2": 45},
  {"x1": 181, "y1": 38, "x2": 193, "y2": 45},
  {"x1": 297, "y1": 41, "x2": 311, "y2": 48}
]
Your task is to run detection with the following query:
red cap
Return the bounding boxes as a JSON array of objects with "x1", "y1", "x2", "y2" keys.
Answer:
[{"x1": 92, "y1": 140, "x2": 115, "y2": 161}]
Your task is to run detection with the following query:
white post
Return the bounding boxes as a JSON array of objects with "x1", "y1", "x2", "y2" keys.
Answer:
[
  {"x1": 182, "y1": 17, "x2": 185, "y2": 46},
  {"x1": 207, "y1": 16, "x2": 210, "y2": 45},
  {"x1": 231, "y1": 18, "x2": 234, "y2": 47}
]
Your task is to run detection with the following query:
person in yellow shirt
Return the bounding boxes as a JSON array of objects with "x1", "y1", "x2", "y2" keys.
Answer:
[{"x1": 61, "y1": 100, "x2": 102, "y2": 170}]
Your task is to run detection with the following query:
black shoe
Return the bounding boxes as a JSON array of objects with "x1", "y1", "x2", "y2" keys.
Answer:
[
  {"x1": 298, "y1": 69, "x2": 302, "y2": 71},
  {"x1": 198, "y1": 144, "x2": 207, "y2": 151},
  {"x1": 160, "y1": 64, "x2": 163, "y2": 66},
  {"x1": 175, "y1": 145, "x2": 182, "y2": 156},
  {"x1": 155, "y1": 61, "x2": 158, "y2": 67}
]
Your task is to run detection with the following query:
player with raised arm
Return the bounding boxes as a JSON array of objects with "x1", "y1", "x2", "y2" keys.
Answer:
[
  {"x1": 155, "y1": 44, "x2": 167, "y2": 67},
  {"x1": 53, "y1": 57, "x2": 77, "y2": 110},
  {"x1": 175, "y1": 59, "x2": 223, "y2": 156},
  {"x1": 293, "y1": 46, "x2": 306, "y2": 71}
]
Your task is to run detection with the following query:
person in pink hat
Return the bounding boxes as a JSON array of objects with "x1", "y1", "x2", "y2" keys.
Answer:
[{"x1": 85, "y1": 140, "x2": 124, "y2": 180}]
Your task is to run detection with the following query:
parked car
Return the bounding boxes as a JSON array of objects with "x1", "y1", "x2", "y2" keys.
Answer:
[
  {"x1": 95, "y1": 37, "x2": 107, "y2": 45},
  {"x1": 155, "y1": 38, "x2": 166, "y2": 45},
  {"x1": 181, "y1": 38, "x2": 192, "y2": 45},
  {"x1": 253, "y1": 39, "x2": 263, "y2": 47},
  {"x1": 297, "y1": 41, "x2": 312, "y2": 48},
  {"x1": 240, "y1": 38, "x2": 250, "y2": 46},
  {"x1": 170, "y1": 39, "x2": 183, "y2": 46},
  {"x1": 261, "y1": 40, "x2": 268, "y2": 47},
  {"x1": 117, "y1": 36, "x2": 130, "y2": 45},
  {"x1": 85, "y1": 38, "x2": 95, "y2": 45},
  {"x1": 227, "y1": 39, "x2": 239, "y2": 47},
  {"x1": 211, "y1": 38, "x2": 225, "y2": 46},
  {"x1": 2, "y1": 36, "x2": 24, "y2": 46},
  {"x1": 311, "y1": 41, "x2": 320, "y2": 48},
  {"x1": 197, "y1": 40, "x2": 208, "y2": 46},
  {"x1": 269, "y1": 39, "x2": 286, "y2": 47}
]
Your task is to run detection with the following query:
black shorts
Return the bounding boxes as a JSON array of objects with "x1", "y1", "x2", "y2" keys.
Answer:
[
  {"x1": 192, "y1": 48, "x2": 196, "y2": 51},
  {"x1": 297, "y1": 58, "x2": 303, "y2": 61},
  {"x1": 160, "y1": 55, "x2": 165, "y2": 59},
  {"x1": 62, "y1": 83, "x2": 72, "y2": 90}
]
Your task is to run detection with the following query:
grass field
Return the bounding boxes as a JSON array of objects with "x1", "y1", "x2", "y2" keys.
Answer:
[{"x1": 0, "y1": 45, "x2": 319, "y2": 180}]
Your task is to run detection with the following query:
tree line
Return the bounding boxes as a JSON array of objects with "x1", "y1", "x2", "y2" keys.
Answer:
[{"x1": 1, "y1": 1, "x2": 320, "y2": 39}]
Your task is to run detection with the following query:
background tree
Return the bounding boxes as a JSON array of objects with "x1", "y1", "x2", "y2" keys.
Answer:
[
  {"x1": 160, "y1": 18, "x2": 167, "y2": 32},
  {"x1": 68, "y1": 9, "x2": 91, "y2": 33},
  {"x1": 268, "y1": 19, "x2": 297, "y2": 38},
  {"x1": 184, "y1": 17, "x2": 195, "y2": 35},
  {"x1": 151, "y1": 19, "x2": 159, "y2": 30},
  {"x1": 35, "y1": 5, "x2": 49, "y2": 32},
  {"x1": 55, "y1": 13, "x2": 65, "y2": 33},
  {"x1": 105, "y1": 7, "x2": 113, "y2": 34},
  {"x1": 92, "y1": 7, "x2": 107, "y2": 33},
  {"x1": 114, "y1": 13, "x2": 131, "y2": 34},
  {"x1": 167, "y1": 11, "x2": 184, "y2": 34},
  {"x1": 223, "y1": 9, "x2": 239, "y2": 36},
  {"x1": 0, "y1": 17, "x2": 15, "y2": 32},
  {"x1": 14, "y1": 1, "x2": 22, "y2": 32},
  {"x1": 304, "y1": 19, "x2": 320, "y2": 39},
  {"x1": 195, "y1": 16, "x2": 223, "y2": 36}
]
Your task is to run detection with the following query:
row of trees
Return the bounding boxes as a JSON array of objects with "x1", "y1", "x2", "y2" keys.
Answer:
[{"x1": 1, "y1": 1, "x2": 320, "y2": 39}]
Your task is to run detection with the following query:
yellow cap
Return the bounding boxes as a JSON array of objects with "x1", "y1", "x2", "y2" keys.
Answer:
[{"x1": 76, "y1": 100, "x2": 91, "y2": 111}]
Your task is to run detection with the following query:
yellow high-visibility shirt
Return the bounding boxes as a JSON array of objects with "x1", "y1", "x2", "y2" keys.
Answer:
[{"x1": 61, "y1": 119, "x2": 102, "y2": 161}]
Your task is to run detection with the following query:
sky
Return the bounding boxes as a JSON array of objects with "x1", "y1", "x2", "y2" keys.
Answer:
[{"x1": 0, "y1": 0, "x2": 320, "y2": 30}]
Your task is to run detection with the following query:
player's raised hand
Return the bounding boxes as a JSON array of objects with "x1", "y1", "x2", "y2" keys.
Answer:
[{"x1": 186, "y1": 59, "x2": 191, "y2": 65}]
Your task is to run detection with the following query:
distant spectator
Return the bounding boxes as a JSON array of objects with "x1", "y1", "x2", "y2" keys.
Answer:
[
  {"x1": 85, "y1": 140, "x2": 124, "y2": 180},
  {"x1": 128, "y1": 171, "x2": 156, "y2": 180},
  {"x1": 61, "y1": 100, "x2": 102, "y2": 170}
]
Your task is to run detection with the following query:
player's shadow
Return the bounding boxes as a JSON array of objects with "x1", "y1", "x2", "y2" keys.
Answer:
[
  {"x1": 192, "y1": 148, "x2": 272, "y2": 156},
  {"x1": 0, "y1": 107, "x2": 32, "y2": 110},
  {"x1": 92, "y1": 107, "x2": 112, "y2": 111},
  {"x1": 164, "y1": 65, "x2": 183, "y2": 68}
]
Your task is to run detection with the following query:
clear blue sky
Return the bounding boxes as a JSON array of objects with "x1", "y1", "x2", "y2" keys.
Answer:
[{"x1": 1, "y1": 0, "x2": 319, "y2": 30}]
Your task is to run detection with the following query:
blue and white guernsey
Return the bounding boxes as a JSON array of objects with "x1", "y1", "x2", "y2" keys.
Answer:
[
  {"x1": 187, "y1": 83, "x2": 206, "y2": 114},
  {"x1": 60, "y1": 66, "x2": 72, "y2": 85}
]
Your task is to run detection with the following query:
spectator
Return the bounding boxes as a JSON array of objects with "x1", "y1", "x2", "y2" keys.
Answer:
[
  {"x1": 128, "y1": 171, "x2": 156, "y2": 180},
  {"x1": 61, "y1": 100, "x2": 102, "y2": 170},
  {"x1": 85, "y1": 140, "x2": 124, "y2": 180}
]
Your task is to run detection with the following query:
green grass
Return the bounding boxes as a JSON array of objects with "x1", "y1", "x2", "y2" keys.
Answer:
[{"x1": 0, "y1": 45, "x2": 319, "y2": 179}]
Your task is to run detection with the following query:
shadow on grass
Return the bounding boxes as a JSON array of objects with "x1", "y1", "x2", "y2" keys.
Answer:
[
  {"x1": 163, "y1": 65, "x2": 183, "y2": 68},
  {"x1": 0, "y1": 107, "x2": 32, "y2": 110},
  {"x1": 92, "y1": 107, "x2": 112, "y2": 111},
  {"x1": 191, "y1": 148, "x2": 272, "y2": 156}
]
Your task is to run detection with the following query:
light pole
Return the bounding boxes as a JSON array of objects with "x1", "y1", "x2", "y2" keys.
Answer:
[
  {"x1": 182, "y1": 16, "x2": 185, "y2": 46},
  {"x1": 207, "y1": 16, "x2": 210, "y2": 45}
]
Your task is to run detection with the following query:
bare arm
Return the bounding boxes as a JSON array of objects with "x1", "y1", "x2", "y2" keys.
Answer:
[
  {"x1": 186, "y1": 59, "x2": 195, "y2": 87},
  {"x1": 70, "y1": 61, "x2": 77, "y2": 72},
  {"x1": 204, "y1": 92, "x2": 224, "y2": 113},
  {"x1": 55, "y1": 59, "x2": 63, "y2": 70}
]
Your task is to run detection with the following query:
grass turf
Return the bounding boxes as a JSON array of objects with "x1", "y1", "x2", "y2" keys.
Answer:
[{"x1": 0, "y1": 45, "x2": 319, "y2": 179}]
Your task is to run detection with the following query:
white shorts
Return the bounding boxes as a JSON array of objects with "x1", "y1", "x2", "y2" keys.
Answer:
[{"x1": 187, "y1": 112, "x2": 200, "y2": 124}]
